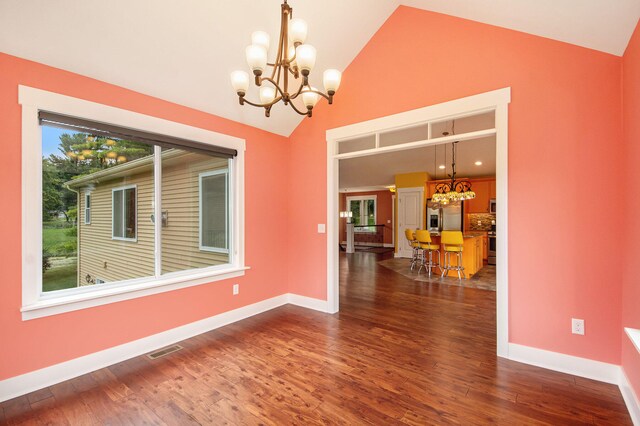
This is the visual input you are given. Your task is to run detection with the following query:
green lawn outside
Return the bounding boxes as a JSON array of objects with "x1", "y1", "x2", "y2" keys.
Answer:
[
  {"x1": 43, "y1": 218, "x2": 78, "y2": 291},
  {"x1": 42, "y1": 261, "x2": 77, "y2": 292},
  {"x1": 43, "y1": 227, "x2": 71, "y2": 250}
]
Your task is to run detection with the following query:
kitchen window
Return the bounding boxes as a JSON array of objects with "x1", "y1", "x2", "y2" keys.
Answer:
[
  {"x1": 346, "y1": 195, "x2": 377, "y2": 232},
  {"x1": 112, "y1": 186, "x2": 137, "y2": 241},
  {"x1": 20, "y1": 85, "x2": 246, "y2": 320}
]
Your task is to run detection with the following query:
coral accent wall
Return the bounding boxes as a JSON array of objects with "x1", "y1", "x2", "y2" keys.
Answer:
[
  {"x1": 622, "y1": 20, "x2": 640, "y2": 398},
  {"x1": 287, "y1": 7, "x2": 624, "y2": 363},
  {"x1": 0, "y1": 53, "x2": 289, "y2": 380}
]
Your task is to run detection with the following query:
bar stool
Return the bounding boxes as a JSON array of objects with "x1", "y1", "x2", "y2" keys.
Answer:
[
  {"x1": 441, "y1": 231, "x2": 466, "y2": 279},
  {"x1": 404, "y1": 229, "x2": 420, "y2": 271},
  {"x1": 415, "y1": 230, "x2": 441, "y2": 277}
]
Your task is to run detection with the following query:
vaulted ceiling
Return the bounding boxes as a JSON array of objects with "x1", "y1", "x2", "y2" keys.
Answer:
[{"x1": 1, "y1": 1, "x2": 638, "y2": 136}]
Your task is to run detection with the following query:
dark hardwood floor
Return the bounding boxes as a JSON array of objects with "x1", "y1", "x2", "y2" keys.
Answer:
[{"x1": 1, "y1": 252, "x2": 632, "y2": 425}]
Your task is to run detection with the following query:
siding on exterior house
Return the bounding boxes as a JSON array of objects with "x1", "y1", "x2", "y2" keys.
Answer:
[
  {"x1": 161, "y1": 151, "x2": 228, "y2": 274},
  {"x1": 78, "y1": 172, "x2": 155, "y2": 284},
  {"x1": 73, "y1": 150, "x2": 229, "y2": 286}
]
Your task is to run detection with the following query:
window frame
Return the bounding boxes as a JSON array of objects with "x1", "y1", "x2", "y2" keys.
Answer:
[
  {"x1": 19, "y1": 85, "x2": 247, "y2": 320},
  {"x1": 346, "y1": 195, "x2": 377, "y2": 233},
  {"x1": 199, "y1": 169, "x2": 230, "y2": 254},
  {"x1": 84, "y1": 192, "x2": 91, "y2": 225},
  {"x1": 111, "y1": 184, "x2": 138, "y2": 242}
]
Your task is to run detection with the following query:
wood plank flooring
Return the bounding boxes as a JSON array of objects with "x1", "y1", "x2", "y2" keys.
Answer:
[{"x1": 1, "y1": 251, "x2": 632, "y2": 425}]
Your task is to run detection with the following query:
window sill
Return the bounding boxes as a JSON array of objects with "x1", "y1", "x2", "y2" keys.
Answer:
[
  {"x1": 626, "y1": 328, "x2": 640, "y2": 354},
  {"x1": 21, "y1": 265, "x2": 250, "y2": 320}
]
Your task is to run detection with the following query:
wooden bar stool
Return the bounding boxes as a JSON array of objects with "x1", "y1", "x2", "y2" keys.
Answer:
[
  {"x1": 441, "y1": 231, "x2": 466, "y2": 279},
  {"x1": 415, "y1": 230, "x2": 441, "y2": 277},
  {"x1": 404, "y1": 229, "x2": 420, "y2": 271}
]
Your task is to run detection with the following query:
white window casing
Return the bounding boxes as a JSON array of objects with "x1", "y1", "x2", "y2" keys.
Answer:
[
  {"x1": 346, "y1": 195, "x2": 377, "y2": 233},
  {"x1": 19, "y1": 85, "x2": 247, "y2": 320}
]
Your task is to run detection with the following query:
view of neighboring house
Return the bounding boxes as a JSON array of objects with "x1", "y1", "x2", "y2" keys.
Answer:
[{"x1": 66, "y1": 149, "x2": 230, "y2": 285}]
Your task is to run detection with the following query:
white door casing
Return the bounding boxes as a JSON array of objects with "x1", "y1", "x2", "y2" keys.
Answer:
[
  {"x1": 397, "y1": 187, "x2": 424, "y2": 258},
  {"x1": 326, "y1": 87, "x2": 510, "y2": 357}
]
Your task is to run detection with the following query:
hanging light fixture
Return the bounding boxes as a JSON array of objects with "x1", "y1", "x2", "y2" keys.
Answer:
[
  {"x1": 432, "y1": 135, "x2": 476, "y2": 205},
  {"x1": 230, "y1": 0, "x2": 341, "y2": 118}
]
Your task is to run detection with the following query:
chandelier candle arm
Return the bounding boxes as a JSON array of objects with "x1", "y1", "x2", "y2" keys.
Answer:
[{"x1": 229, "y1": 0, "x2": 341, "y2": 118}]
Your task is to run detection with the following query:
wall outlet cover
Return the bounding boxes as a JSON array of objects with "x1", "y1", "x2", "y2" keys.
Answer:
[
  {"x1": 233, "y1": 284, "x2": 239, "y2": 295},
  {"x1": 572, "y1": 318, "x2": 585, "y2": 335}
]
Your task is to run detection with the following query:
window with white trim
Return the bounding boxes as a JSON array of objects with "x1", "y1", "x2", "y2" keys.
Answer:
[
  {"x1": 346, "y1": 195, "x2": 377, "y2": 232},
  {"x1": 22, "y1": 85, "x2": 246, "y2": 320},
  {"x1": 84, "y1": 193, "x2": 91, "y2": 224},
  {"x1": 199, "y1": 170, "x2": 229, "y2": 253},
  {"x1": 112, "y1": 186, "x2": 136, "y2": 241}
]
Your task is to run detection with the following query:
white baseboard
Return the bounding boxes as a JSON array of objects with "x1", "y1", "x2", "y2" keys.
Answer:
[
  {"x1": 620, "y1": 369, "x2": 640, "y2": 425},
  {"x1": 508, "y1": 343, "x2": 620, "y2": 384},
  {"x1": 0, "y1": 294, "x2": 290, "y2": 403},
  {"x1": 287, "y1": 294, "x2": 330, "y2": 313},
  {"x1": 508, "y1": 343, "x2": 640, "y2": 424}
]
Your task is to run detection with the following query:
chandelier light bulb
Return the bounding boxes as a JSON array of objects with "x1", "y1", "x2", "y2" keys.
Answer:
[
  {"x1": 287, "y1": 45, "x2": 296, "y2": 63},
  {"x1": 323, "y1": 69, "x2": 341, "y2": 95},
  {"x1": 302, "y1": 87, "x2": 319, "y2": 109},
  {"x1": 296, "y1": 44, "x2": 316, "y2": 74},
  {"x1": 230, "y1": 70, "x2": 250, "y2": 95},
  {"x1": 251, "y1": 31, "x2": 270, "y2": 51},
  {"x1": 245, "y1": 44, "x2": 268, "y2": 74},
  {"x1": 289, "y1": 18, "x2": 308, "y2": 44},
  {"x1": 259, "y1": 85, "x2": 276, "y2": 104}
]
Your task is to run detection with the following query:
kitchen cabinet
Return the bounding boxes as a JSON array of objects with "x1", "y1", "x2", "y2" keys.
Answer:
[
  {"x1": 490, "y1": 180, "x2": 496, "y2": 198},
  {"x1": 431, "y1": 235, "x2": 484, "y2": 277},
  {"x1": 466, "y1": 181, "x2": 490, "y2": 212}
]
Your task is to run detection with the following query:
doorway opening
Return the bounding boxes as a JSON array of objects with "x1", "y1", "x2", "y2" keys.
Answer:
[{"x1": 326, "y1": 88, "x2": 510, "y2": 357}]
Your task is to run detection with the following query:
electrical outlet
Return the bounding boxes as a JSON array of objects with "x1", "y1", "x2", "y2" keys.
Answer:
[
  {"x1": 572, "y1": 318, "x2": 585, "y2": 335},
  {"x1": 233, "y1": 284, "x2": 239, "y2": 295}
]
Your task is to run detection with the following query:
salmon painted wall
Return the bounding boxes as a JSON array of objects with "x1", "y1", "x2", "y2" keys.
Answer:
[
  {"x1": 0, "y1": 53, "x2": 289, "y2": 380},
  {"x1": 339, "y1": 190, "x2": 394, "y2": 245},
  {"x1": 287, "y1": 7, "x2": 624, "y2": 363},
  {"x1": 622, "y1": 20, "x2": 640, "y2": 397}
]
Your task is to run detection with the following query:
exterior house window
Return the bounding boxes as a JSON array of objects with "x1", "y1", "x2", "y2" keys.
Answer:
[
  {"x1": 112, "y1": 186, "x2": 137, "y2": 241},
  {"x1": 200, "y1": 170, "x2": 229, "y2": 253},
  {"x1": 84, "y1": 193, "x2": 91, "y2": 224},
  {"x1": 21, "y1": 86, "x2": 246, "y2": 320},
  {"x1": 346, "y1": 195, "x2": 377, "y2": 232}
]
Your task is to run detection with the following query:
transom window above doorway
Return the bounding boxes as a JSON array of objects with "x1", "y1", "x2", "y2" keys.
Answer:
[{"x1": 336, "y1": 111, "x2": 496, "y2": 157}]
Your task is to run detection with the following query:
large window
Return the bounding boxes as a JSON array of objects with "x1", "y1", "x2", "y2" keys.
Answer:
[
  {"x1": 112, "y1": 186, "x2": 136, "y2": 241},
  {"x1": 21, "y1": 86, "x2": 246, "y2": 320},
  {"x1": 346, "y1": 195, "x2": 377, "y2": 232}
]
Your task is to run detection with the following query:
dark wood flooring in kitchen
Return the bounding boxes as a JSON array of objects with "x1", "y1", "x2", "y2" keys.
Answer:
[{"x1": 1, "y1": 251, "x2": 631, "y2": 425}]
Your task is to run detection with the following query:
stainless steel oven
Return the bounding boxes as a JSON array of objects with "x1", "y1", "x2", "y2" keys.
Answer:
[{"x1": 488, "y1": 234, "x2": 496, "y2": 265}]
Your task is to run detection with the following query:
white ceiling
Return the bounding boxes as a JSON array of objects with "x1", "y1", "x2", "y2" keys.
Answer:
[
  {"x1": 1, "y1": 1, "x2": 638, "y2": 136},
  {"x1": 339, "y1": 136, "x2": 496, "y2": 191},
  {"x1": 404, "y1": 0, "x2": 640, "y2": 56}
]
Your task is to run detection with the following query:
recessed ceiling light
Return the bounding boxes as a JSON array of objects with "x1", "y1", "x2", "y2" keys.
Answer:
[
  {"x1": 474, "y1": 161, "x2": 483, "y2": 166},
  {"x1": 439, "y1": 164, "x2": 445, "y2": 169}
]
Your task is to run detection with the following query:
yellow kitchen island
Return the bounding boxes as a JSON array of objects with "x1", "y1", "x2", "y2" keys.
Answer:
[{"x1": 429, "y1": 234, "x2": 484, "y2": 278}]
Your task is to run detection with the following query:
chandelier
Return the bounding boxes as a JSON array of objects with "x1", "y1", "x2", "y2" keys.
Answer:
[
  {"x1": 432, "y1": 141, "x2": 476, "y2": 205},
  {"x1": 229, "y1": 0, "x2": 341, "y2": 118}
]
